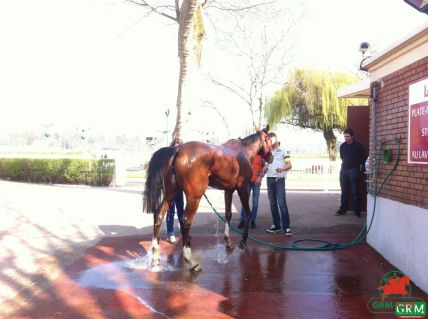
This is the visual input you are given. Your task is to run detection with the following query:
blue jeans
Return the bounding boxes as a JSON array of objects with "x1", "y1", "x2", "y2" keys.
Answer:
[
  {"x1": 166, "y1": 191, "x2": 184, "y2": 237},
  {"x1": 240, "y1": 181, "x2": 261, "y2": 222},
  {"x1": 339, "y1": 167, "x2": 360, "y2": 215},
  {"x1": 267, "y1": 177, "x2": 290, "y2": 231}
]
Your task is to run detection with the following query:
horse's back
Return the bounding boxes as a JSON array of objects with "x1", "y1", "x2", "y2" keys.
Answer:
[
  {"x1": 176, "y1": 141, "x2": 215, "y2": 164},
  {"x1": 175, "y1": 141, "x2": 249, "y2": 191}
]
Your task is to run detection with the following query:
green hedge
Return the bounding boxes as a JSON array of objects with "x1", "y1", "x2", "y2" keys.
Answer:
[{"x1": 0, "y1": 158, "x2": 115, "y2": 186}]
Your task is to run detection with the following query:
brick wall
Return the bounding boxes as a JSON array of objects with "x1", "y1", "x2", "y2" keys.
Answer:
[{"x1": 371, "y1": 56, "x2": 428, "y2": 208}]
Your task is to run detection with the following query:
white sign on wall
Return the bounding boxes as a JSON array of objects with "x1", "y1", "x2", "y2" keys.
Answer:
[{"x1": 408, "y1": 76, "x2": 428, "y2": 165}]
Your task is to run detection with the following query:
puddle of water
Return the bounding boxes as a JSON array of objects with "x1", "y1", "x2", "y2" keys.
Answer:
[
  {"x1": 76, "y1": 253, "x2": 175, "y2": 318},
  {"x1": 77, "y1": 263, "x2": 171, "y2": 319},
  {"x1": 204, "y1": 244, "x2": 229, "y2": 264},
  {"x1": 125, "y1": 249, "x2": 178, "y2": 273},
  {"x1": 77, "y1": 250, "x2": 179, "y2": 291},
  {"x1": 135, "y1": 296, "x2": 171, "y2": 319},
  {"x1": 77, "y1": 260, "x2": 150, "y2": 289}
]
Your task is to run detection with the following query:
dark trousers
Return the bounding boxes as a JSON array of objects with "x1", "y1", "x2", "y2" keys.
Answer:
[
  {"x1": 339, "y1": 167, "x2": 361, "y2": 215},
  {"x1": 166, "y1": 191, "x2": 184, "y2": 236},
  {"x1": 240, "y1": 181, "x2": 261, "y2": 222},
  {"x1": 267, "y1": 177, "x2": 290, "y2": 231}
]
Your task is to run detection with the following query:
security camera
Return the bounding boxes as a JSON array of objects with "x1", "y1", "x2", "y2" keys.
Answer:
[{"x1": 359, "y1": 42, "x2": 370, "y2": 55}]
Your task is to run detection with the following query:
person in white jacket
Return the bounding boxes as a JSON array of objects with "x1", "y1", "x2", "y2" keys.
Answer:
[{"x1": 265, "y1": 133, "x2": 293, "y2": 236}]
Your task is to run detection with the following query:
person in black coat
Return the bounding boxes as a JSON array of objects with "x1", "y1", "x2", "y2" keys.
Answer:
[{"x1": 335, "y1": 128, "x2": 366, "y2": 218}]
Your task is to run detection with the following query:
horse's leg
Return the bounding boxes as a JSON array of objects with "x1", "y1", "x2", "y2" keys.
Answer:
[
  {"x1": 236, "y1": 186, "x2": 251, "y2": 250},
  {"x1": 224, "y1": 190, "x2": 235, "y2": 253},
  {"x1": 151, "y1": 199, "x2": 170, "y2": 269},
  {"x1": 181, "y1": 195, "x2": 202, "y2": 272}
]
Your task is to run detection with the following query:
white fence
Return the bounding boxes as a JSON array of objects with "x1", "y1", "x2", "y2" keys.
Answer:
[
  {"x1": 286, "y1": 159, "x2": 341, "y2": 191},
  {"x1": 0, "y1": 149, "x2": 341, "y2": 191},
  {"x1": 259, "y1": 158, "x2": 341, "y2": 191}
]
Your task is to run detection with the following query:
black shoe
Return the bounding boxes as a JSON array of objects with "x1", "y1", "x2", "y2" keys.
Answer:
[
  {"x1": 237, "y1": 221, "x2": 245, "y2": 229},
  {"x1": 250, "y1": 221, "x2": 256, "y2": 229},
  {"x1": 285, "y1": 228, "x2": 292, "y2": 236},
  {"x1": 335, "y1": 210, "x2": 346, "y2": 216},
  {"x1": 266, "y1": 225, "x2": 281, "y2": 233}
]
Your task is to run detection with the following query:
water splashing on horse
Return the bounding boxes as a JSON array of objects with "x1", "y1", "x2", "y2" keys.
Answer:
[{"x1": 143, "y1": 126, "x2": 274, "y2": 272}]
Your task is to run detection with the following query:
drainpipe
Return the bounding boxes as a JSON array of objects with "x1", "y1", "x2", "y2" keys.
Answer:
[{"x1": 369, "y1": 81, "x2": 380, "y2": 192}]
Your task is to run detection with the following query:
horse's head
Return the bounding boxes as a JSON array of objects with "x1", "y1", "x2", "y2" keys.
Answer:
[{"x1": 257, "y1": 125, "x2": 274, "y2": 163}]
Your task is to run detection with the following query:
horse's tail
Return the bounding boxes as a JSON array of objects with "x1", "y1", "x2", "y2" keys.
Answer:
[{"x1": 143, "y1": 146, "x2": 178, "y2": 214}]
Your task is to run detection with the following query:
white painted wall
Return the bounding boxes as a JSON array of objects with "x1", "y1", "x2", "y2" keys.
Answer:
[{"x1": 367, "y1": 195, "x2": 428, "y2": 293}]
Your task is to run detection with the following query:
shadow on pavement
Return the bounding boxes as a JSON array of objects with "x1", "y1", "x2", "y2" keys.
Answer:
[{"x1": 1, "y1": 180, "x2": 426, "y2": 318}]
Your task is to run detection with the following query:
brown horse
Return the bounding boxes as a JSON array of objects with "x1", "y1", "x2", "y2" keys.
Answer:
[{"x1": 143, "y1": 126, "x2": 274, "y2": 272}]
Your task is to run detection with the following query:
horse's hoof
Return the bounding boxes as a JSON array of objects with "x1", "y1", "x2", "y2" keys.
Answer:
[
  {"x1": 152, "y1": 265, "x2": 161, "y2": 272},
  {"x1": 152, "y1": 258, "x2": 161, "y2": 266},
  {"x1": 190, "y1": 264, "x2": 202, "y2": 273},
  {"x1": 151, "y1": 261, "x2": 161, "y2": 272},
  {"x1": 226, "y1": 244, "x2": 235, "y2": 254},
  {"x1": 239, "y1": 241, "x2": 247, "y2": 251}
]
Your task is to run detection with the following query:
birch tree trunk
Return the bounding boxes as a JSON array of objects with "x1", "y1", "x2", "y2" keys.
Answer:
[{"x1": 172, "y1": 0, "x2": 200, "y2": 141}]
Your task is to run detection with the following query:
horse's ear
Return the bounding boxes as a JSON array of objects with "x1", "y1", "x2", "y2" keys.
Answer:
[{"x1": 265, "y1": 124, "x2": 270, "y2": 132}]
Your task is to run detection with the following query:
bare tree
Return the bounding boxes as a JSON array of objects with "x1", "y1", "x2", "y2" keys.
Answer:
[
  {"x1": 128, "y1": 0, "x2": 282, "y2": 141},
  {"x1": 208, "y1": 2, "x2": 303, "y2": 131},
  {"x1": 201, "y1": 100, "x2": 231, "y2": 138}
]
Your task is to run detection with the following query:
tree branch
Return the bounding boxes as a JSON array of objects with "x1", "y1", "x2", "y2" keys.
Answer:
[
  {"x1": 202, "y1": 100, "x2": 231, "y2": 137},
  {"x1": 210, "y1": 77, "x2": 252, "y2": 106},
  {"x1": 127, "y1": 0, "x2": 178, "y2": 22},
  {"x1": 208, "y1": 1, "x2": 277, "y2": 12},
  {"x1": 175, "y1": 0, "x2": 180, "y2": 20},
  {"x1": 202, "y1": 0, "x2": 216, "y2": 9}
]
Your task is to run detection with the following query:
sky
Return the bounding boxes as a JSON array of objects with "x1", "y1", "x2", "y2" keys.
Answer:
[{"x1": 0, "y1": 0, "x2": 426, "y2": 142}]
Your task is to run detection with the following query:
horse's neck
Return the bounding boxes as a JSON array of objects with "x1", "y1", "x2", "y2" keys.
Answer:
[
  {"x1": 244, "y1": 142, "x2": 261, "y2": 159},
  {"x1": 224, "y1": 139, "x2": 240, "y2": 146},
  {"x1": 222, "y1": 139, "x2": 261, "y2": 159},
  {"x1": 222, "y1": 140, "x2": 242, "y2": 151}
]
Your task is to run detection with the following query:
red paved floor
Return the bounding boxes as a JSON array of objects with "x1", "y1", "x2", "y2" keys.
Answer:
[{"x1": 3, "y1": 230, "x2": 427, "y2": 319}]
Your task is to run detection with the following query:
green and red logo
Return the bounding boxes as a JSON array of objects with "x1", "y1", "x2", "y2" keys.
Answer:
[{"x1": 367, "y1": 271, "x2": 426, "y2": 318}]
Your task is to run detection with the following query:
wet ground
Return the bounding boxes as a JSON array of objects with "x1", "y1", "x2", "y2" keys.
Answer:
[
  {"x1": 3, "y1": 231, "x2": 428, "y2": 319},
  {"x1": 1, "y1": 181, "x2": 427, "y2": 318}
]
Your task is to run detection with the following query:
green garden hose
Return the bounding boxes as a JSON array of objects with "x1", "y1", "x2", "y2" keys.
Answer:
[{"x1": 203, "y1": 138, "x2": 401, "y2": 251}]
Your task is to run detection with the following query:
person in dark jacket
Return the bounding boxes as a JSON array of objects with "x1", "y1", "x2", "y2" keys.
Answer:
[{"x1": 335, "y1": 128, "x2": 366, "y2": 218}]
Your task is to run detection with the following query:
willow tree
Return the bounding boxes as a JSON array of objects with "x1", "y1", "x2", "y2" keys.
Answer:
[{"x1": 265, "y1": 68, "x2": 367, "y2": 160}]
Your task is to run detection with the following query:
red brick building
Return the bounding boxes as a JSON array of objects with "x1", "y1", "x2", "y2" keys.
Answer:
[{"x1": 339, "y1": 22, "x2": 428, "y2": 293}]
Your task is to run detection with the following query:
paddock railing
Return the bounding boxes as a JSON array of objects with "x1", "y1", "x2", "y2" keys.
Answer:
[{"x1": 261, "y1": 158, "x2": 341, "y2": 191}]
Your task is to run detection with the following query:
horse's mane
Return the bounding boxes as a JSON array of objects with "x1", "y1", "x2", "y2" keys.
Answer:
[{"x1": 239, "y1": 130, "x2": 267, "y2": 146}]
